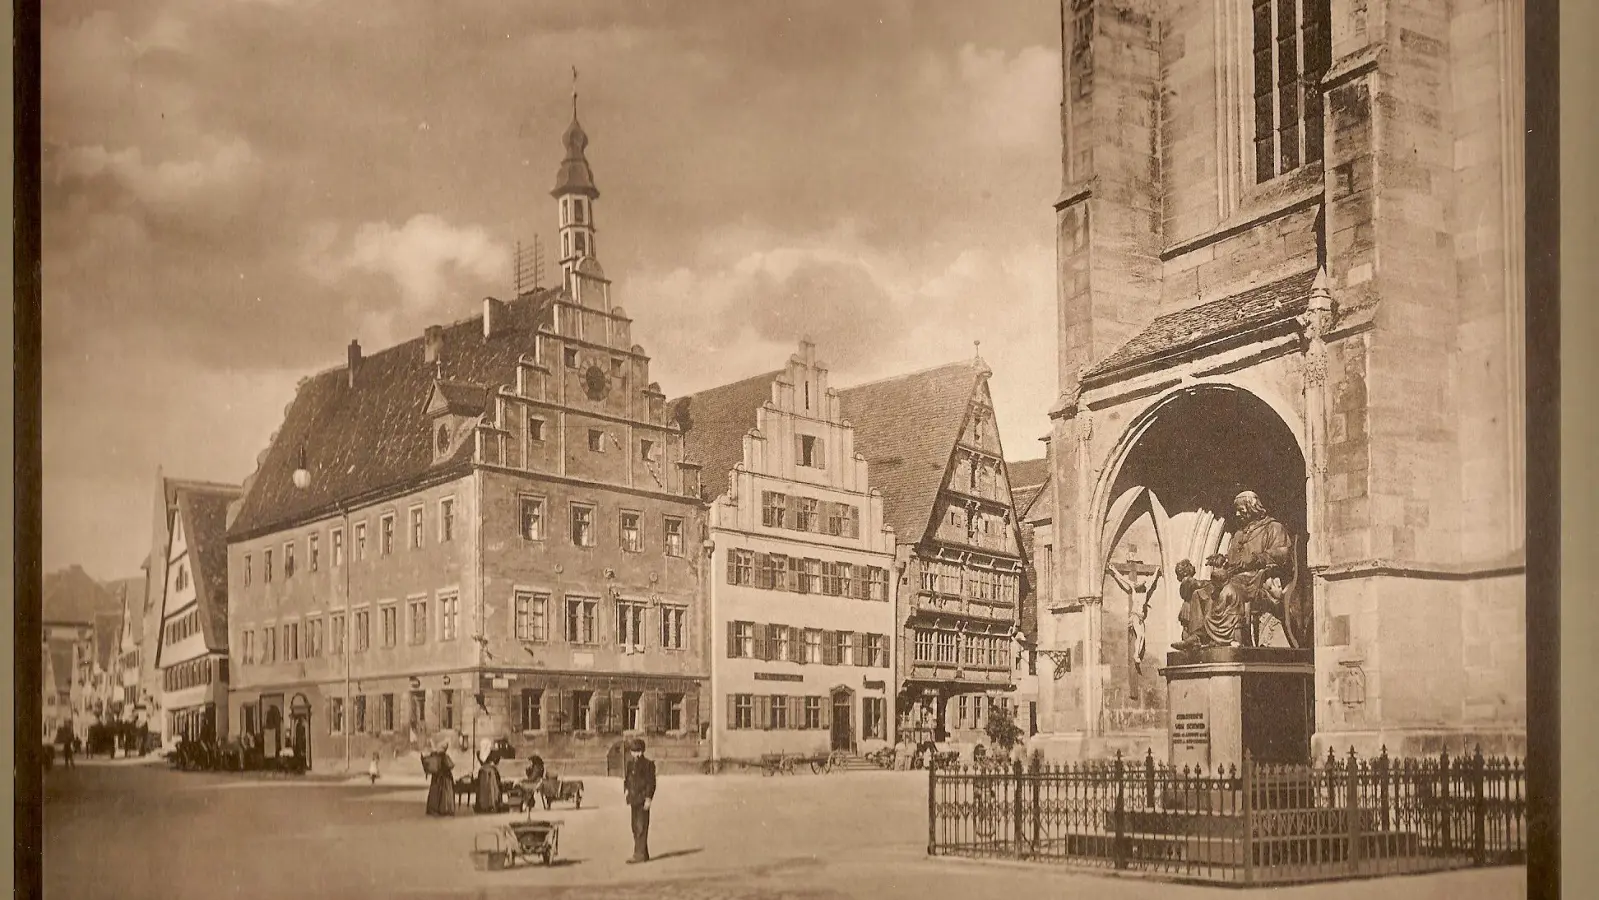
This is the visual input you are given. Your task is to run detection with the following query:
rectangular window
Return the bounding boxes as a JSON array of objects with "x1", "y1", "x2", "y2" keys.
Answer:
[
  {"x1": 439, "y1": 592, "x2": 459, "y2": 641},
  {"x1": 870, "y1": 633, "x2": 890, "y2": 668},
  {"x1": 622, "y1": 691, "x2": 642, "y2": 731},
  {"x1": 330, "y1": 697, "x2": 345, "y2": 735},
  {"x1": 616, "y1": 600, "x2": 646, "y2": 650},
  {"x1": 519, "y1": 495, "x2": 545, "y2": 541},
  {"x1": 769, "y1": 694, "x2": 789, "y2": 729},
  {"x1": 440, "y1": 689, "x2": 455, "y2": 730},
  {"x1": 285, "y1": 622, "x2": 300, "y2": 661},
  {"x1": 759, "y1": 553, "x2": 787, "y2": 591},
  {"x1": 761, "y1": 491, "x2": 786, "y2": 528},
  {"x1": 528, "y1": 417, "x2": 545, "y2": 443},
  {"x1": 733, "y1": 694, "x2": 753, "y2": 730},
  {"x1": 795, "y1": 558, "x2": 819, "y2": 594},
  {"x1": 868, "y1": 567, "x2": 889, "y2": 601},
  {"x1": 914, "y1": 629, "x2": 934, "y2": 663},
  {"x1": 380, "y1": 694, "x2": 395, "y2": 732},
  {"x1": 439, "y1": 498, "x2": 455, "y2": 542},
  {"x1": 284, "y1": 542, "x2": 296, "y2": 578},
  {"x1": 732, "y1": 621, "x2": 756, "y2": 658},
  {"x1": 520, "y1": 689, "x2": 543, "y2": 731},
  {"x1": 587, "y1": 429, "x2": 604, "y2": 452},
  {"x1": 354, "y1": 522, "x2": 367, "y2": 560},
  {"x1": 380, "y1": 514, "x2": 395, "y2": 556},
  {"x1": 620, "y1": 510, "x2": 642, "y2": 552},
  {"x1": 241, "y1": 630, "x2": 254, "y2": 665},
  {"x1": 728, "y1": 549, "x2": 754, "y2": 585},
  {"x1": 564, "y1": 596, "x2": 598, "y2": 644},
  {"x1": 820, "y1": 561, "x2": 841, "y2": 596},
  {"x1": 1253, "y1": 0, "x2": 1330, "y2": 181},
  {"x1": 409, "y1": 690, "x2": 426, "y2": 726},
  {"x1": 264, "y1": 549, "x2": 273, "y2": 583},
  {"x1": 771, "y1": 625, "x2": 792, "y2": 663},
  {"x1": 659, "y1": 605, "x2": 686, "y2": 650},
  {"x1": 663, "y1": 516, "x2": 684, "y2": 557},
  {"x1": 564, "y1": 347, "x2": 580, "y2": 368},
  {"x1": 331, "y1": 528, "x2": 344, "y2": 566},
  {"x1": 382, "y1": 606, "x2": 398, "y2": 648},
  {"x1": 409, "y1": 506, "x2": 424, "y2": 549},
  {"x1": 803, "y1": 696, "x2": 823, "y2": 729},
  {"x1": 354, "y1": 610, "x2": 371, "y2": 652},
  {"x1": 937, "y1": 631, "x2": 957, "y2": 664},
  {"x1": 664, "y1": 693, "x2": 684, "y2": 731},
  {"x1": 864, "y1": 697, "x2": 886, "y2": 740},
  {"x1": 838, "y1": 563, "x2": 855, "y2": 599},
  {"x1": 571, "y1": 691, "x2": 593, "y2": 731},
  {"x1": 514, "y1": 591, "x2": 549, "y2": 642},
  {"x1": 795, "y1": 497, "x2": 819, "y2": 532},
  {"x1": 309, "y1": 533, "x2": 320, "y2": 572},
  {"x1": 804, "y1": 629, "x2": 823, "y2": 664},
  {"x1": 570, "y1": 504, "x2": 595, "y2": 547},
  {"x1": 639, "y1": 439, "x2": 654, "y2": 461},
  {"x1": 353, "y1": 696, "x2": 366, "y2": 733},
  {"x1": 837, "y1": 631, "x2": 855, "y2": 666},
  {"x1": 408, "y1": 599, "x2": 428, "y2": 645},
  {"x1": 329, "y1": 614, "x2": 345, "y2": 656},
  {"x1": 798, "y1": 434, "x2": 824, "y2": 468},
  {"x1": 243, "y1": 554, "x2": 252, "y2": 586}
]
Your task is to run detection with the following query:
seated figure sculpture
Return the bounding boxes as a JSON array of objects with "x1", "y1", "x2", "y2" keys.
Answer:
[{"x1": 1215, "y1": 491, "x2": 1294, "y2": 648}]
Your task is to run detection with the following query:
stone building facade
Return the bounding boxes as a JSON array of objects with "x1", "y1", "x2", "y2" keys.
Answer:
[
  {"x1": 676, "y1": 342, "x2": 898, "y2": 763},
  {"x1": 1039, "y1": 0, "x2": 1525, "y2": 761},
  {"x1": 226, "y1": 107, "x2": 709, "y2": 776}
]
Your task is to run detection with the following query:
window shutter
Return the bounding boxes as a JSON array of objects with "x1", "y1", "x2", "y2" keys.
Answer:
[
  {"x1": 683, "y1": 690, "x2": 699, "y2": 736},
  {"x1": 792, "y1": 629, "x2": 806, "y2": 666},
  {"x1": 608, "y1": 689, "x2": 623, "y2": 733},
  {"x1": 822, "y1": 631, "x2": 836, "y2": 666},
  {"x1": 790, "y1": 556, "x2": 806, "y2": 593},
  {"x1": 756, "y1": 624, "x2": 770, "y2": 661},
  {"x1": 643, "y1": 690, "x2": 661, "y2": 734},
  {"x1": 727, "y1": 621, "x2": 739, "y2": 658},
  {"x1": 755, "y1": 695, "x2": 771, "y2": 730},
  {"x1": 848, "y1": 506, "x2": 860, "y2": 538},
  {"x1": 816, "y1": 438, "x2": 826, "y2": 469},
  {"x1": 819, "y1": 696, "x2": 832, "y2": 730},
  {"x1": 727, "y1": 550, "x2": 737, "y2": 584},
  {"x1": 726, "y1": 693, "x2": 738, "y2": 730},
  {"x1": 794, "y1": 433, "x2": 804, "y2": 465},
  {"x1": 566, "y1": 691, "x2": 581, "y2": 733},
  {"x1": 789, "y1": 696, "x2": 803, "y2": 730}
]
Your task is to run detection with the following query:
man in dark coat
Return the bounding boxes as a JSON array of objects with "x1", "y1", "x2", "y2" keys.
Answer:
[{"x1": 622, "y1": 738, "x2": 656, "y2": 863}]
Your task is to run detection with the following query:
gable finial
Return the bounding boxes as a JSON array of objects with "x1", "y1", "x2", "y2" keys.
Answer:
[{"x1": 572, "y1": 65, "x2": 579, "y2": 119}]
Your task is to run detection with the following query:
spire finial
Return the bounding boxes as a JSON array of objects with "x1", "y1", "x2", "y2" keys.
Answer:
[
  {"x1": 974, "y1": 340, "x2": 982, "y2": 360},
  {"x1": 572, "y1": 65, "x2": 579, "y2": 119}
]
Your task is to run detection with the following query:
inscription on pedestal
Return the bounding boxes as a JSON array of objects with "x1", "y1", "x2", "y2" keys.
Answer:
[{"x1": 1174, "y1": 711, "x2": 1210, "y2": 749}]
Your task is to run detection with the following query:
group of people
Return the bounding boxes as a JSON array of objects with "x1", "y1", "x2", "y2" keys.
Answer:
[{"x1": 417, "y1": 737, "x2": 658, "y2": 864}]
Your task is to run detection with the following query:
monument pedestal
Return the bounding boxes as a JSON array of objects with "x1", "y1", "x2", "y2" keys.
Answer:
[{"x1": 1160, "y1": 647, "x2": 1315, "y2": 772}]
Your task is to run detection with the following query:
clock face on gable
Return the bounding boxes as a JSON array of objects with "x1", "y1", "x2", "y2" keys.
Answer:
[{"x1": 583, "y1": 364, "x2": 611, "y2": 401}]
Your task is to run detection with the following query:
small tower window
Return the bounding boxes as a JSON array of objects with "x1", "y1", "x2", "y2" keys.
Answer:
[
  {"x1": 574, "y1": 200, "x2": 587, "y2": 225},
  {"x1": 574, "y1": 232, "x2": 587, "y2": 256},
  {"x1": 436, "y1": 424, "x2": 450, "y2": 455}
]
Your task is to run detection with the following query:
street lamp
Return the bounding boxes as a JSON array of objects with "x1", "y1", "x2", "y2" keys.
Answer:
[{"x1": 291, "y1": 446, "x2": 354, "y2": 773}]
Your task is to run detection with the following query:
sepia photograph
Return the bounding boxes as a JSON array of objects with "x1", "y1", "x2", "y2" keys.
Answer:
[{"x1": 22, "y1": 0, "x2": 1557, "y2": 897}]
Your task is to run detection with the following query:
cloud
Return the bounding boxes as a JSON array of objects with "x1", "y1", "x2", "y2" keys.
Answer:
[{"x1": 51, "y1": 137, "x2": 260, "y2": 215}]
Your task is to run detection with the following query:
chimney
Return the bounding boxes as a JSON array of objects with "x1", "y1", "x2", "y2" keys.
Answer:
[
  {"x1": 424, "y1": 325, "x2": 445, "y2": 365},
  {"x1": 483, "y1": 296, "x2": 508, "y2": 341},
  {"x1": 347, "y1": 339, "x2": 362, "y2": 387}
]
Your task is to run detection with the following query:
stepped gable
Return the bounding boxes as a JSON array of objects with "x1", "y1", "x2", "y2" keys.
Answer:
[
  {"x1": 837, "y1": 360, "x2": 984, "y2": 546},
  {"x1": 667, "y1": 369, "x2": 783, "y2": 502},
  {"x1": 177, "y1": 484, "x2": 242, "y2": 652},
  {"x1": 228, "y1": 289, "x2": 559, "y2": 541},
  {"x1": 1083, "y1": 269, "x2": 1319, "y2": 382}
]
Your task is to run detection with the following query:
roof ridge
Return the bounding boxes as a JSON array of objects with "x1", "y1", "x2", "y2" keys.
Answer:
[
  {"x1": 668, "y1": 368, "x2": 784, "y2": 406},
  {"x1": 836, "y1": 358, "x2": 979, "y2": 393}
]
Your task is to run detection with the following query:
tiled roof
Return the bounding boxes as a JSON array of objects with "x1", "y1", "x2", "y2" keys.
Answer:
[
  {"x1": 1084, "y1": 269, "x2": 1318, "y2": 381},
  {"x1": 668, "y1": 369, "x2": 783, "y2": 503},
  {"x1": 1007, "y1": 457, "x2": 1049, "y2": 490},
  {"x1": 434, "y1": 380, "x2": 490, "y2": 415},
  {"x1": 838, "y1": 361, "x2": 983, "y2": 546},
  {"x1": 42, "y1": 566, "x2": 119, "y2": 625},
  {"x1": 228, "y1": 290, "x2": 559, "y2": 541},
  {"x1": 178, "y1": 484, "x2": 242, "y2": 653}
]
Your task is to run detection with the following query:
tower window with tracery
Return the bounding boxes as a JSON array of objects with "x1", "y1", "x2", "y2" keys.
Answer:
[{"x1": 1252, "y1": 0, "x2": 1331, "y2": 182}]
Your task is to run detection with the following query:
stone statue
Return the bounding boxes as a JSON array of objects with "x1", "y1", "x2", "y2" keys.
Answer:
[
  {"x1": 1172, "y1": 554, "x2": 1229, "y2": 650},
  {"x1": 1106, "y1": 560, "x2": 1160, "y2": 672},
  {"x1": 1216, "y1": 491, "x2": 1294, "y2": 647}
]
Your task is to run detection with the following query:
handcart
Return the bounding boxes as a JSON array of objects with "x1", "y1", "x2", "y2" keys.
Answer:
[{"x1": 504, "y1": 815, "x2": 562, "y2": 866}]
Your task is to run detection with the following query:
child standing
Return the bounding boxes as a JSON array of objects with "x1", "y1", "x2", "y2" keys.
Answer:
[{"x1": 368, "y1": 751, "x2": 381, "y2": 785}]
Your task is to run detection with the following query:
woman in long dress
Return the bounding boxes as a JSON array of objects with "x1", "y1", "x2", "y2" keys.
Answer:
[
  {"x1": 424, "y1": 747, "x2": 456, "y2": 816},
  {"x1": 473, "y1": 741, "x2": 503, "y2": 813}
]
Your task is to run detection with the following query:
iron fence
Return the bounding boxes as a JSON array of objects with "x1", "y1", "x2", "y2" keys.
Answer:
[{"x1": 927, "y1": 747, "x2": 1525, "y2": 885}]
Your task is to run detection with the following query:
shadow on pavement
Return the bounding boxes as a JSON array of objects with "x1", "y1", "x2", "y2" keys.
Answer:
[{"x1": 648, "y1": 848, "x2": 704, "y2": 862}]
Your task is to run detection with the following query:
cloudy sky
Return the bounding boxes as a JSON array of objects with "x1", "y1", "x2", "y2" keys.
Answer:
[{"x1": 43, "y1": 0, "x2": 1064, "y2": 580}]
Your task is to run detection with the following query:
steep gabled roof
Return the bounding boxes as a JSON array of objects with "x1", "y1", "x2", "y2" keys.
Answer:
[
  {"x1": 837, "y1": 360, "x2": 984, "y2": 546},
  {"x1": 176, "y1": 484, "x2": 242, "y2": 653},
  {"x1": 93, "y1": 612, "x2": 120, "y2": 671},
  {"x1": 47, "y1": 642, "x2": 74, "y2": 695},
  {"x1": 228, "y1": 290, "x2": 559, "y2": 541},
  {"x1": 668, "y1": 369, "x2": 783, "y2": 503},
  {"x1": 42, "y1": 566, "x2": 120, "y2": 625},
  {"x1": 1084, "y1": 269, "x2": 1318, "y2": 382},
  {"x1": 433, "y1": 380, "x2": 490, "y2": 416}
]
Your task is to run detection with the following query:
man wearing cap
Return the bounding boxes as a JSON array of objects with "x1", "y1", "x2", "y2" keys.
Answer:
[
  {"x1": 1215, "y1": 491, "x2": 1294, "y2": 646},
  {"x1": 622, "y1": 738, "x2": 656, "y2": 863}
]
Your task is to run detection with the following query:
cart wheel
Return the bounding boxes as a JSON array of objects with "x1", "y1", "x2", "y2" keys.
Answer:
[
  {"x1": 573, "y1": 793, "x2": 582, "y2": 809},
  {"x1": 809, "y1": 759, "x2": 825, "y2": 775},
  {"x1": 540, "y1": 849, "x2": 552, "y2": 866}
]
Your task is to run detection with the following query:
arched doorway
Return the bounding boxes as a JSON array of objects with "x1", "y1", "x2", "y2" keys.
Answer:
[
  {"x1": 290, "y1": 693, "x2": 312, "y2": 770},
  {"x1": 1094, "y1": 385, "x2": 1309, "y2": 729}
]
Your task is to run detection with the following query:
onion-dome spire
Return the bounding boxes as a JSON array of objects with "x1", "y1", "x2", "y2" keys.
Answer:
[{"x1": 552, "y1": 68, "x2": 599, "y2": 199}]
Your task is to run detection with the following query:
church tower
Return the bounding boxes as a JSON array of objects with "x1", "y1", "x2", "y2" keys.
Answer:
[{"x1": 552, "y1": 84, "x2": 599, "y2": 284}]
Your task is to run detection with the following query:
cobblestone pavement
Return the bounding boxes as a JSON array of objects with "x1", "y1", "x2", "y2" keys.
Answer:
[{"x1": 43, "y1": 763, "x2": 1526, "y2": 900}]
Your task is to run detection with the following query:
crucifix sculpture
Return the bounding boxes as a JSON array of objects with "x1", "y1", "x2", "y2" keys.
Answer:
[{"x1": 1106, "y1": 555, "x2": 1160, "y2": 672}]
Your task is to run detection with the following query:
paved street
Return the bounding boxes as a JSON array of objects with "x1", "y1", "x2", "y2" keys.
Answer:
[{"x1": 44, "y1": 762, "x2": 1527, "y2": 900}]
